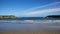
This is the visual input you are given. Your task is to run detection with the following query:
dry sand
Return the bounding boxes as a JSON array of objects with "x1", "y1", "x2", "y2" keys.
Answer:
[{"x1": 0, "y1": 30, "x2": 60, "y2": 34}]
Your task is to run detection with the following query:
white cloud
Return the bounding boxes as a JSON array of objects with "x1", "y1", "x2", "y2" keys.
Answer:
[
  {"x1": 22, "y1": 2, "x2": 60, "y2": 16},
  {"x1": 25, "y1": 8, "x2": 60, "y2": 15},
  {"x1": 23, "y1": 2, "x2": 60, "y2": 12}
]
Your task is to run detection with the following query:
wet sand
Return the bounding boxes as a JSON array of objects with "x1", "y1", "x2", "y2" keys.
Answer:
[{"x1": 0, "y1": 30, "x2": 60, "y2": 34}]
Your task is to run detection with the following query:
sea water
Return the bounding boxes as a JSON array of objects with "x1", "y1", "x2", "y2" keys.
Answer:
[{"x1": 0, "y1": 18, "x2": 60, "y2": 30}]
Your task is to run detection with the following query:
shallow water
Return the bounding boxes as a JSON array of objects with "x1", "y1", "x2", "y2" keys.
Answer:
[{"x1": 0, "y1": 20, "x2": 60, "y2": 30}]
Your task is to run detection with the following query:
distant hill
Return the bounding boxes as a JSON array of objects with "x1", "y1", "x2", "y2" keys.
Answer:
[{"x1": 46, "y1": 15, "x2": 60, "y2": 18}]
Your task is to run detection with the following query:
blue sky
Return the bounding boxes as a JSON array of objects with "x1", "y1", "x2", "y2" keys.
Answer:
[{"x1": 0, "y1": 0, "x2": 60, "y2": 17}]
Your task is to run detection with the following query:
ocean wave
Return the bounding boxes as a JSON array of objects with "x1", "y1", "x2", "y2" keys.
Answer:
[{"x1": 0, "y1": 20, "x2": 60, "y2": 24}]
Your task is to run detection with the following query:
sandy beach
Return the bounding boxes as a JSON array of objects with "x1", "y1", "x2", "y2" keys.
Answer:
[{"x1": 0, "y1": 29, "x2": 60, "y2": 34}]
